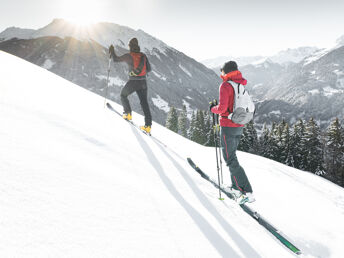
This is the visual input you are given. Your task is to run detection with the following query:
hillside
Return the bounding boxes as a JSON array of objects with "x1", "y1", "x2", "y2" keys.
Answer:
[
  {"x1": 1, "y1": 50, "x2": 344, "y2": 257},
  {"x1": 0, "y1": 19, "x2": 220, "y2": 125}
]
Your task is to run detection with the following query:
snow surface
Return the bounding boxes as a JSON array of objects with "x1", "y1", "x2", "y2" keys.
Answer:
[
  {"x1": 1, "y1": 51, "x2": 344, "y2": 258},
  {"x1": 303, "y1": 48, "x2": 331, "y2": 66},
  {"x1": 269, "y1": 110, "x2": 281, "y2": 115},
  {"x1": 95, "y1": 74, "x2": 125, "y2": 87},
  {"x1": 151, "y1": 94, "x2": 170, "y2": 113},
  {"x1": 182, "y1": 99, "x2": 193, "y2": 120},
  {"x1": 151, "y1": 70, "x2": 167, "y2": 81},
  {"x1": 42, "y1": 59, "x2": 55, "y2": 70},
  {"x1": 323, "y1": 86, "x2": 343, "y2": 97},
  {"x1": 309, "y1": 89, "x2": 320, "y2": 95},
  {"x1": 179, "y1": 64, "x2": 192, "y2": 77}
]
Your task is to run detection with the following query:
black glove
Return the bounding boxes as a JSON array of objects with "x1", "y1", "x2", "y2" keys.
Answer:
[
  {"x1": 109, "y1": 45, "x2": 115, "y2": 58},
  {"x1": 209, "y1": 99, "x2": 217, "y2": 112}
]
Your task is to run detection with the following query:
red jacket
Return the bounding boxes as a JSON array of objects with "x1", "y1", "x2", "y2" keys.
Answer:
[{"x1": 211, "y1": 70, "x2": 247, "y2": 127}]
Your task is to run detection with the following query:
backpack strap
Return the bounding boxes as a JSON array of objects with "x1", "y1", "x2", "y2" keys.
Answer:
[{"x1": 132, "y1": 54, "x2": 146, "y2": 75}]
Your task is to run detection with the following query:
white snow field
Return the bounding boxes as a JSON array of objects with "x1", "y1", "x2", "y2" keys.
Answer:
[{"x1": 1, "y1": 50, "x2": 344, "y2": 258}]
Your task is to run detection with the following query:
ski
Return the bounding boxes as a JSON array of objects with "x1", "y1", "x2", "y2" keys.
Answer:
[
  {"x1": 106, "y1": 102, "x2": 151, "y2": 136},
  {"x1": 187, "y1": 157, "x2": 302, "y2": 255}
]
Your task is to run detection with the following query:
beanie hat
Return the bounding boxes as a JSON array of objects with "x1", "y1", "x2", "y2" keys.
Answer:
[
  {"x1": 128, "y1": 38, "x2": 140, "y2": 52},
  {"x1": 221, "y1": 61, "x2": 238, "y2": 74},
  {"x1": 129, "y1": 38, "x2": 138, "y2": 47}
]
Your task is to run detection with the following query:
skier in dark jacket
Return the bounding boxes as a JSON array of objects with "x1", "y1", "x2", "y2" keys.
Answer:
[
  {"x1": 109, "y1": 38, "x2": 152, "y2": 134},
  {"x1": 210, "y1": 61, "x2": 255, "y2": 204}
]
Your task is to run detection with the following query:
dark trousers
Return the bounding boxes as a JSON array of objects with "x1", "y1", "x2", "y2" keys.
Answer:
[
  {"x1": 220, "y1": 126, "x2": 253, "y2": 193},
  {"x1": 120, "y1": 80, "x2": 152, "y2": 126}
]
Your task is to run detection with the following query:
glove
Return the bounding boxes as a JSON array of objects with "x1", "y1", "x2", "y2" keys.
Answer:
[
  {"x1": 109, "y1": 45, "x2": 115, "y2": 58},
  {"x1": 209, "y1": 99, "x2": 217, "y2": 112}
]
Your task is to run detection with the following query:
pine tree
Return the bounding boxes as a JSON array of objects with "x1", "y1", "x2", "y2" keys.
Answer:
[
  {"x1": 204, "y1": 112, "x2": 215, "y2": 147},
  {"x1": 258, "y1": 123, "x2": 271, "y2": 157},
  {"x1": 281, "y1": 123, "x2": 294, "y2": 166},
  {"x1": 325, "y1": 118, "x2": 344, "y2": 185},
  {"x1": 304, "y1": 118, "x2": 325, "y2": 175},
  {"x1": 239, "y1": 121, "x2": 258, "y2": 153},
  {"x1": 272, "y1": 120, "x2": 286, "y2": 163},
  {"x1": 178, "y1": 105, "x2": 188, "y2": 137},
  {"x1": 166, "y1": 106, "x2": 178, "y2": 133},
  {"x1": 188, "y1": 111, "x2": 196, "y2": 140},
  {"x1": 268, "y1": 122, "x2": 280, "y2": 162},
  {"x1": 198, "y1": 110, "x2": 207, "y2": 145},
  {"x1": 189, "y1": 110, "x2": 202, "y2": 144},
  {"x1": 238, "y1": 126, "x2": 250, "y2": 152},
  {"x1": 247, "y1": 121, "x2": 259, "y2": 153},
  {"x1": 290, "y1": 119, "x2": 306, "y2": 169}
]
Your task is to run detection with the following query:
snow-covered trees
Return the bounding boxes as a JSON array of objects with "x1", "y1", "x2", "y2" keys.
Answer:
[
  {"x1": 178, "y1": 105, "x2": 187, "y2": 137},
  {"x1": 325, "y1": 118, "x2": 344, "y2": 185},
  {"x1": 165, "y1": 106, "x2": 179, "y2": 133},
  {"x1": 303, "y1": 118, "x2": 325, "y2": 175},
  {"x1": 165, "y1": 110, "x2": 344, "y2": 187}
]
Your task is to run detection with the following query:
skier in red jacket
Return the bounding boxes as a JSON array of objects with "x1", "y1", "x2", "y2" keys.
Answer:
[{"x1": 210, "y1": 61, "x2": 255, "y2": 204}]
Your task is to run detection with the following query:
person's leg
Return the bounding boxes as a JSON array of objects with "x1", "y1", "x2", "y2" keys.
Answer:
[
  {"x1": 136, "y1": 81, "x2": 152, "y2": 126},
  {"x1": 220, "y1": 127, "x2": 253, "y2": 193},
  {"x1": 120, "y1": 80, "x2": 137, "y2": 114}
]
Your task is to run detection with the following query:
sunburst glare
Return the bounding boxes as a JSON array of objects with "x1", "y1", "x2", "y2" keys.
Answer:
[{"x1": 60, "y1": 0, "x2": 103, "y2": 27}]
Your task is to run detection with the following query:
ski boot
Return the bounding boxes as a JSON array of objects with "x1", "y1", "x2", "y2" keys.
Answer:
[
  {"x1": 237, "y1": 192, "x2": 256, "y2": 205},
  {"x1": 140, "y1": 125, "x2": 151, "y2": 135},
  {"x1": 122, "y1": 113, "x2": 132, "y2": 121},
  {"x1": 223, "y1": 185, "x2": 242, "y2": 200}
]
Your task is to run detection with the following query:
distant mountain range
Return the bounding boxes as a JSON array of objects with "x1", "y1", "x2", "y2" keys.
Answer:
[
  {"x1": 202, "y1": 46, "x2": 320, "y2": 71},
  {"x1": 0, "y1": 19, "x2": 220, "y2": 125},
  {"x1": 243, "y1": 45, "x2": 344, "y2": 130},
  {"x1": 201, "y1": 37, "x2": 344, "y2": 130},
  {"x1": 1, "y1": 19, "x2": 343, "y2": 130}
]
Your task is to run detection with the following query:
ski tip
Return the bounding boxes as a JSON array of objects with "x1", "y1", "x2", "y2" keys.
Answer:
[{"x1": 219, "y1": 198, "x2": 225, "y2": 201}]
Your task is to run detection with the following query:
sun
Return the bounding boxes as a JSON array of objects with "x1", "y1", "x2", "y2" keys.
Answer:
[
  {"x1": 60, "y1": 0, "x2": 103, "y2": 27},
  {"x1": 67, "y1": 17, "x2": 95, "y2": 27}
]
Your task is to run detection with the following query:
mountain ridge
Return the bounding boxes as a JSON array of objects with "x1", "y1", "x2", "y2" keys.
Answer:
[{"x1": 0, "y1": 19, "x2": 220, "y2": 125}]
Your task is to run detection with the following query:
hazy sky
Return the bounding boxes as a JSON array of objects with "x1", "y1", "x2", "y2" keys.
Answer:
[{"x1": 1, "y1": 0, "x2": 343, "y2": 61}]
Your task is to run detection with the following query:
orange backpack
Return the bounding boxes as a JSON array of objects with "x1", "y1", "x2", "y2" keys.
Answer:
[{"x1": 130, "y1": 52, "x2": 147, "y2": 76}]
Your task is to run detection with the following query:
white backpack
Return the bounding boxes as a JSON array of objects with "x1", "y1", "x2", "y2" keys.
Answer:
[{"x1": 228, "y1": 83, "x2": 255, "y2": 124}]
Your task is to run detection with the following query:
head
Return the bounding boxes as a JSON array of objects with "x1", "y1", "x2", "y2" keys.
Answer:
[
  {"x1": 221, "y1": 61, "x2": 238, "y2": 75},
  {"x1": 128, "y1": 37, "x2": 140, "y2": 53}
]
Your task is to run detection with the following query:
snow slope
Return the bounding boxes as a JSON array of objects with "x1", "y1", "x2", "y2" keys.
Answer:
[{"x1": 1, "y1": 51, "x2": 344, "y2": 257}]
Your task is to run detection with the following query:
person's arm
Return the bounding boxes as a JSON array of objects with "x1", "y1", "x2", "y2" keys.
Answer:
[
  {"x1": 211, "y1": 83, "x2": 229, "y2": 114},
  {"x1": 109, "y1": 45, "x2": 132, "y2": 64}
]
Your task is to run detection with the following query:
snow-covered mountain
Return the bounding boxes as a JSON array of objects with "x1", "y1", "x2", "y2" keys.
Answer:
[
  {"x1": 2, "y1": 50, "x2": 344, "y2": 258},
  {"x1": 0, "y1": 19, "x2": 168, "y2": 53},
  {"x1": 201, "y1": 37, "x2": 344, "y2": 129},
  {"x1": 269, "y1": 47, "x2": 319, "y2": 64},
  {"x1": 0, "y1": 26, "x2": 35, "y2": 41},
  {"x1": 335, "y1": 35, "x2": 344, "y2": 47},
  {"x1": 201, "y1": 47, "x2": 319, "y2": 70},
  {"x1": 202, "y1": 55, "x2": 264, "y2": 70},
  {"x1": 0, "y1": 19, "x2": 220, "y2": 125},
  {"x1": 244, "y1": 44, "x2": 344, "y2": 129}
]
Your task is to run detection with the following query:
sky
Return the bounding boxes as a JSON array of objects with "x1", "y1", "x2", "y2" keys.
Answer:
[{"x1": 1, "y1": 0, "x2": 344, "y2": 61}]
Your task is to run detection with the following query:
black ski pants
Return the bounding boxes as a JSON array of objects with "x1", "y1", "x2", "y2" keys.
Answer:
[
  {"x1": 120, "y1": 79, "x2": 152, "y2": 126},
  {"x1": 220, "y1": 126, "x2": 253, "y2": 193}
]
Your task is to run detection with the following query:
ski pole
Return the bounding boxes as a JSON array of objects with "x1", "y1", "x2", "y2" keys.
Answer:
[
  {"x1": 215, "y1": 113, "x2": 224, "y2": 184},
  {"x1": 212, "y1": 104, "x2": 224, "y2": 200},
  {"x1": 103, "y1": 56, "x2": 112, "y2": 108}
]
